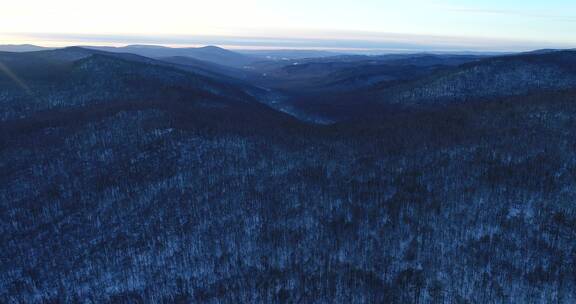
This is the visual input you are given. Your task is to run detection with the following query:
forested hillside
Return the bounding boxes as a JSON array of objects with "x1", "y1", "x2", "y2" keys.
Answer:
[{"x1": 1, "y1": 47, "x2": 576, "y2": 303}]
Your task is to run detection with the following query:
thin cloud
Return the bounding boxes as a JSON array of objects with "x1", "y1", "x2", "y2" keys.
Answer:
[{"x1": 447, "y1": 7, "x2": 576, "y2": 22}]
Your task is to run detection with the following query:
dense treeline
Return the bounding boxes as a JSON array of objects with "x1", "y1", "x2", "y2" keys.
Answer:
[{"x1": 2, "y1": 87, "x2": 576, "y2": 303}]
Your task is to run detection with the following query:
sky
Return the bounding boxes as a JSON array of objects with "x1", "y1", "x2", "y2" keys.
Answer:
[{"x1": 0, "y1": 0, "x2": 575, "y2": 52}]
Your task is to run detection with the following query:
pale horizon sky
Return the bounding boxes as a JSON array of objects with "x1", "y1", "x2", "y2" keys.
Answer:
[{"x1": 1, "y1": 0, "x2": 575, "y2": 52}]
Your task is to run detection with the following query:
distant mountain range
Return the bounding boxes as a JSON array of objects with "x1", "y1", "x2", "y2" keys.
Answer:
[
  {"x1": 0, "y1": 44, "x2": 53, "y2": 52},
  {"x1": 81, "y1": 45, "x2": 260, "y2": 68}
]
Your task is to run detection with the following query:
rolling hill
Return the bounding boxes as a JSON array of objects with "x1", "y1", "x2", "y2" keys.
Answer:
[
  {"x1": 284, "y1": 50, "x2": 576, "y2": 122},
  {"x1": 0, "y1": 47, "x2": 290, "y2": 123},
  {"x1": 0, "y1": 44, "x2": 51, "y2": 52}
]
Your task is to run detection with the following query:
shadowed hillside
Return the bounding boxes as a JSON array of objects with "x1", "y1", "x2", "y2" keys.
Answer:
[{"x1": 285, "y1": 50, "x2": 576, "y2": 122}]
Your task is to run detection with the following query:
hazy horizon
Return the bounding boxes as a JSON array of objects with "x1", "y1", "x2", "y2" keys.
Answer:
[
  {"x1": 1, "y1": 0, "x2": 575, "y2": 53},
  {"x1": 0, "y1": 33, "x2": 573, "y2": 55}
]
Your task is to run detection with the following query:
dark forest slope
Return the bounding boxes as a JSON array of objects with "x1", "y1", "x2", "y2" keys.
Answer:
[
  {"x1": 286, "y1": 50, "x2": 576, "y2": 122},
  {"x1": 1, "y1": 47, "x2": 576, "y2": 303}
]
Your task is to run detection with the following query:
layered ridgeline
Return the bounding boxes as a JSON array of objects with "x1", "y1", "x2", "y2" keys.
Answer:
[
  {"x1": 0, "y1": 47, "x2": 289, "y2": 124},
  {"x1": 248, "y1": 53, "x2": 484, "y2": 93},
  {"x1": 281, "y1": 50, "x2": 576, "y2": 122},
  {"x1": 1, "y1": 47, "x2": 576, "y2": 303},
  {"x1": 84, "y1": 45, "x2": 259, "y2": 68}
]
